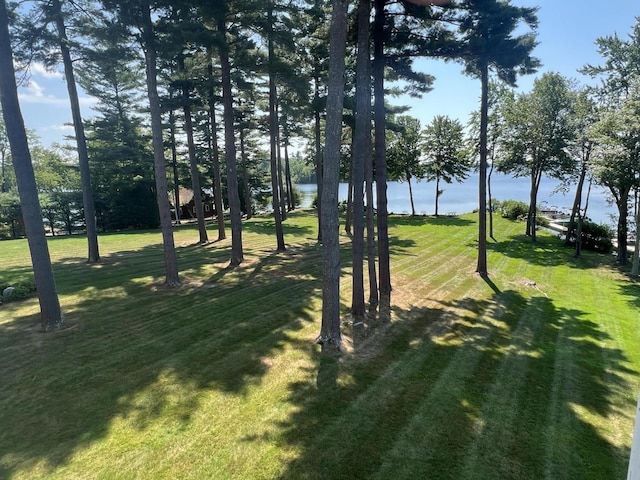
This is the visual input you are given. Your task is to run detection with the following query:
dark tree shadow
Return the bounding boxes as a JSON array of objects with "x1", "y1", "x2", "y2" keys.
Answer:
[
  {"x1": 273, "y1": 288, "x2": 634, "y2": 479},
  {"x1": 0, "y1": 236, "x2": 324, "y2": 478}
]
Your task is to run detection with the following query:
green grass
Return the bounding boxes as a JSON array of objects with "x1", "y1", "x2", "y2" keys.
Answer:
[{"x1": 0, "y1": 210, "x2": 638, "y2": 479}]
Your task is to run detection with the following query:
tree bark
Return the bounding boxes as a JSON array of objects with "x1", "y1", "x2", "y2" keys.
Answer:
[
  {"x1": 177, "y1": 55, "x2": 208, "y2": 243},
  {"x1": 218, "y1": 10, "x2": 244, "y2": 265},
  {"x1": 476, "y1": 63, "x2": 489, "y2": 277},
  {"x1": 407, "y1": 174, "x2": 415, "y2": 216},
  {"x1": 52, "y1": 0, "x2": 99, "y2": 263},
  {"x1": 351, "y1": 0, "x2": 369, "y2": 317},
  {"x1": 169, "y1": 109, "x2": 181, "y2": 225},
  {"x1": 0, "y1": 0, "x2": 63, "y2": 330},
  {"x1": 566, "y1": 158, "x2": 588, "y2": 245},
  {"x1": 207, "y1": 47, "x2": 226, "y2": 239},
  {"x1": 317, "y1": 0, "x2": 349, "y2": 353},
  {"x1": 373, "y1": 0, "x2": 391, "y2": 295},
  {"x1": 239, "y1": 128, "x2": 252, "y2": 219},
  {"x1": 314, "y1": 77, "x2": 323, "y2": 243},
  {"x1": 140, "y1": 0, "x2": 180, "y2": 287},
  {"x1": 268, "y1": 6, "x2": 286, "y2": 251}
]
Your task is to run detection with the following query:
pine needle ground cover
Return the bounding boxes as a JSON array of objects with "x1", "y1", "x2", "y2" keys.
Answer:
[{"x1": 0, "y1": 211, "x2": 638, "y2": 479}]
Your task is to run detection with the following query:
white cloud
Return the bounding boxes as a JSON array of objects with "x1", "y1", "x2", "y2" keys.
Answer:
[
  {"x1": 18, "y1": 80, "x2": 98, "y2": 110},
  {"x1": 18, "y1": 80, "x2": 67, "y2": 106},
  {"x1": 29, "y1": 62, "x2": 63, "y2": 79}
]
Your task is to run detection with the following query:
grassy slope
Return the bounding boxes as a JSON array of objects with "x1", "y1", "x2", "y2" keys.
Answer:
[{"x1": 0, "y1": 211, "x2": 638, "y2": 479}]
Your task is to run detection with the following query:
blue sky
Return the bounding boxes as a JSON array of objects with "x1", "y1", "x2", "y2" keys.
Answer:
[{"x1": 15, "y1": 1, "x2": 640, "y2": 148}]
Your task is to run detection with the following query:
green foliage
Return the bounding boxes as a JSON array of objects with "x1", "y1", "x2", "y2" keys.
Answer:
[
  {"x1": 288, "y1": 153, "x2": 316, "y2": 184},
  {"x1": 571, "y1": 220, "x2": 614, "y2": 253},
  {"x1": 0, "y1": 277, "x2": 36, "y2": 304},
  {"x1": 495, "y1": 199, "x2": 528, "y2": 220}
]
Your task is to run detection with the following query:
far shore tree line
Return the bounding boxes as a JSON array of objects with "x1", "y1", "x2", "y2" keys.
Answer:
[{"x1": 0, "y1": 0, "x2": 639, "y2": 345}]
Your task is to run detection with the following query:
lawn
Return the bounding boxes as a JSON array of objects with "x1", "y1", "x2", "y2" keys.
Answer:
[{"x1": 0, "y1": 210, "x2": 639, "y2": 479}]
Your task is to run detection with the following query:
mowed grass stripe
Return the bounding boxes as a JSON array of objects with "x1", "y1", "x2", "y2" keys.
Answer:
[{"x1": 1, "y1": 212, "x2": 638, "y2": 479}]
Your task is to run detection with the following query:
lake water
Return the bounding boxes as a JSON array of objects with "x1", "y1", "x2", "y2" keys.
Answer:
[{"x1": 297, "y1": 173, "x2": 619, "y2": 227}]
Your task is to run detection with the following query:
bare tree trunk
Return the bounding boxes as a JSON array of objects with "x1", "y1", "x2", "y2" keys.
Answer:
[
  {"x1": 140, "y1": 0, "x2": 180, "y2": 286},
  {"x1": 0, "y1": 0, "x2": 63, "y2": 330},
  {"x1": 169, "y1": 109, "x2": 181, "y2": 225},
  {"x1": 218, "y1": 11, "x2": 244, "y2": 265},
  {"x1": 284, "y1": 132, "x2": 294, "y2": 211},
  {"x1": 207, "y1": 47, "x2": 226, "y2": 240},
  {"x1": 345, "y1": 152, "x2": 353, "y2": 235},
  {"x1": 239, "y1": 128, "x2": 252, "y2": 219},
  {"x1": 476, "y1": 63, "x2": 489, "y2": 277},
  {"x1": 373, "y1": 0, "x2": 391, "y2": 296},
  {"x1": 179, "y1": 54, "x2": 208, "y2": 243},
  {"x1": 351, "y1": 0, "x2": 369, "y2": 318},
  {"x1": 52, "y1": 0, "x2": 99, "y2": 262},
  {"x1": 407, "y1": 174, "x2": 415, "y2": 216},
  {"x1": 268, "y1": 7, "x2": 285, "y2": 251},
  {"x1": 434, "y1": 176, "x2": 440, "y2": 217},
  {"x1": 632, "y1": 194, "x2": 639, "y2": 275},
  {"x1": 314, "y1": 77, "x2": 323, "y2": 242},
  {"x1": 488, "y1": 156, "x2": 495, "y2": 240},
  {"x1": 566, "y1": 156, "x2": 589, "y2": 245},
  {"x1": 317, "y1": 0, "x2": 348, "y2": 353},
  {"x1": 275, "y1": 101, "x2": 287, "y2": 222}
]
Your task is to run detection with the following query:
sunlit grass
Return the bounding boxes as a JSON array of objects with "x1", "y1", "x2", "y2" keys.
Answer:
[{"x1": 0, "y1": 210, "x2": 638, "y2": 479}]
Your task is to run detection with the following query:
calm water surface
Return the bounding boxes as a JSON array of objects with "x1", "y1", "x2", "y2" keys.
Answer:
[{"x1": 297, "y1": 173, "x2": 619, "y2": 227}]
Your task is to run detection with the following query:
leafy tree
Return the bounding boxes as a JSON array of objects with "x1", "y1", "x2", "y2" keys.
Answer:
[
  {"x1": 582, "y1": 19, "x2": 640, "y2": 264},
  {"x1": 499, "y1": 72, "x2": 575, "y2": 242},
  {"x1": 454, "y1": 0, "x2": 538, "y2": 274},
  {"x1": 589, "y1": 85, "x2": 640, "y2": 264},
  {"x1": 18, "y1": 0, "x2": 101, "y2": 261},
  {"x1": 387, "y1": 115, "x2": 425, "y2": 216},
  {"x1": 421, "y1": 114, "x2": 469, "y2": 216},
  {"x1": 0, "y1": 0, "x2": 63, "y2": 329}
]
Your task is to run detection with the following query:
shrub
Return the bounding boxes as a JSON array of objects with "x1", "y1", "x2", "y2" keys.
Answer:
[
  {"x1": 0, "y1": 277, "x2": 36, "y2": 304},
  {"x1": 496, "y1": 199, "x2": 529, "y2": 220},
  {"x1": 569, "y1": 220, "x2": 614, "y2": 253}
]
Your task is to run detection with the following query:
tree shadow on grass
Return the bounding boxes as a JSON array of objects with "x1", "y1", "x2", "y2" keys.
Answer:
[
  {"x1": 274, "y1": 288, "x2": 634, "y2": 479},
  {"x1": 0, "y1": 239, "x2": 323, "y2": 478},
  {"x1": 487, "y1": 231, "x2": 612, "y2": 270},
  {"x1": 618, "y1": 278, "x2": 640, "y2": 309},
  {"x1": 388, "y1": 213, "x2": 475, "y2": 228}
]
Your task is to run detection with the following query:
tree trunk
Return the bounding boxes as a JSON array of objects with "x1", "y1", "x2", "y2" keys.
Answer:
[
  {"x1": 351, "y1": 0, "x2": 369, "y2": 318},
  {"x1": 169, "y1": 109, "x2": 181, "y2": 225},
  {"x1": 284, "y1": 132, "x2": 294, "y2": 211},
  {"x1": 179, "y1": 55, "x2": 208, "y2": 244},
  {"x1": 632, "y1": 195, "x2": 639, "y2": 275},
  {"x1": 218, "y1": 11, "x2": 244, "y2": 265},
  {"x1": 527, "y1": 168, "x2": 542, "y2": 243},
  {"x1": 434, "y1": 176, "x2": 440, "y2": 217},
  {"x1": 275, "y1": 101, "x2": 287, "y2": 222},
  {"x1": 52, "y1": 0, "x2": 99, "y2": 262},
  {"x1": 317, "y1": 0, "x2": 348, "y2": 353},
  {"x1": 268, "y1": 7, "x2": 286, "y2": 252},
  {"x1": 314, "y1": 77, "x2": 323, "y2": 243},
  {"x1": 0, "y1": 0, "x2": 63, "y2": 330},
  {"x1": 407, "y1": 174, "x2": 415, "y2": 216},
  {"x1": 345, "y1": 152, "x2": 353, "y2": 235},
  {"x1": 476, "y1": 63, "x2": 489, "y2": 277},
  {"x1": 239, "y1": 128, "x2": 252, "y2": 219},
  {"x1": 615, "y1": 187, "x2": 630, "y2": 264},
  {"x1": 207, "y1": 47, "x2": 226, "y2": 240},
  {"x1": 488, "y1": 156, "x2": 495, "y2": 240},
  {"x1": 140, "y1": 0, "x2": 180, "y2": 287},
  {"x1": 373, "y1": 0, "x2": 391, "y2": 296},
  {"x1": 566, "y1": 155, "x2": 589, "y2": 245}
]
